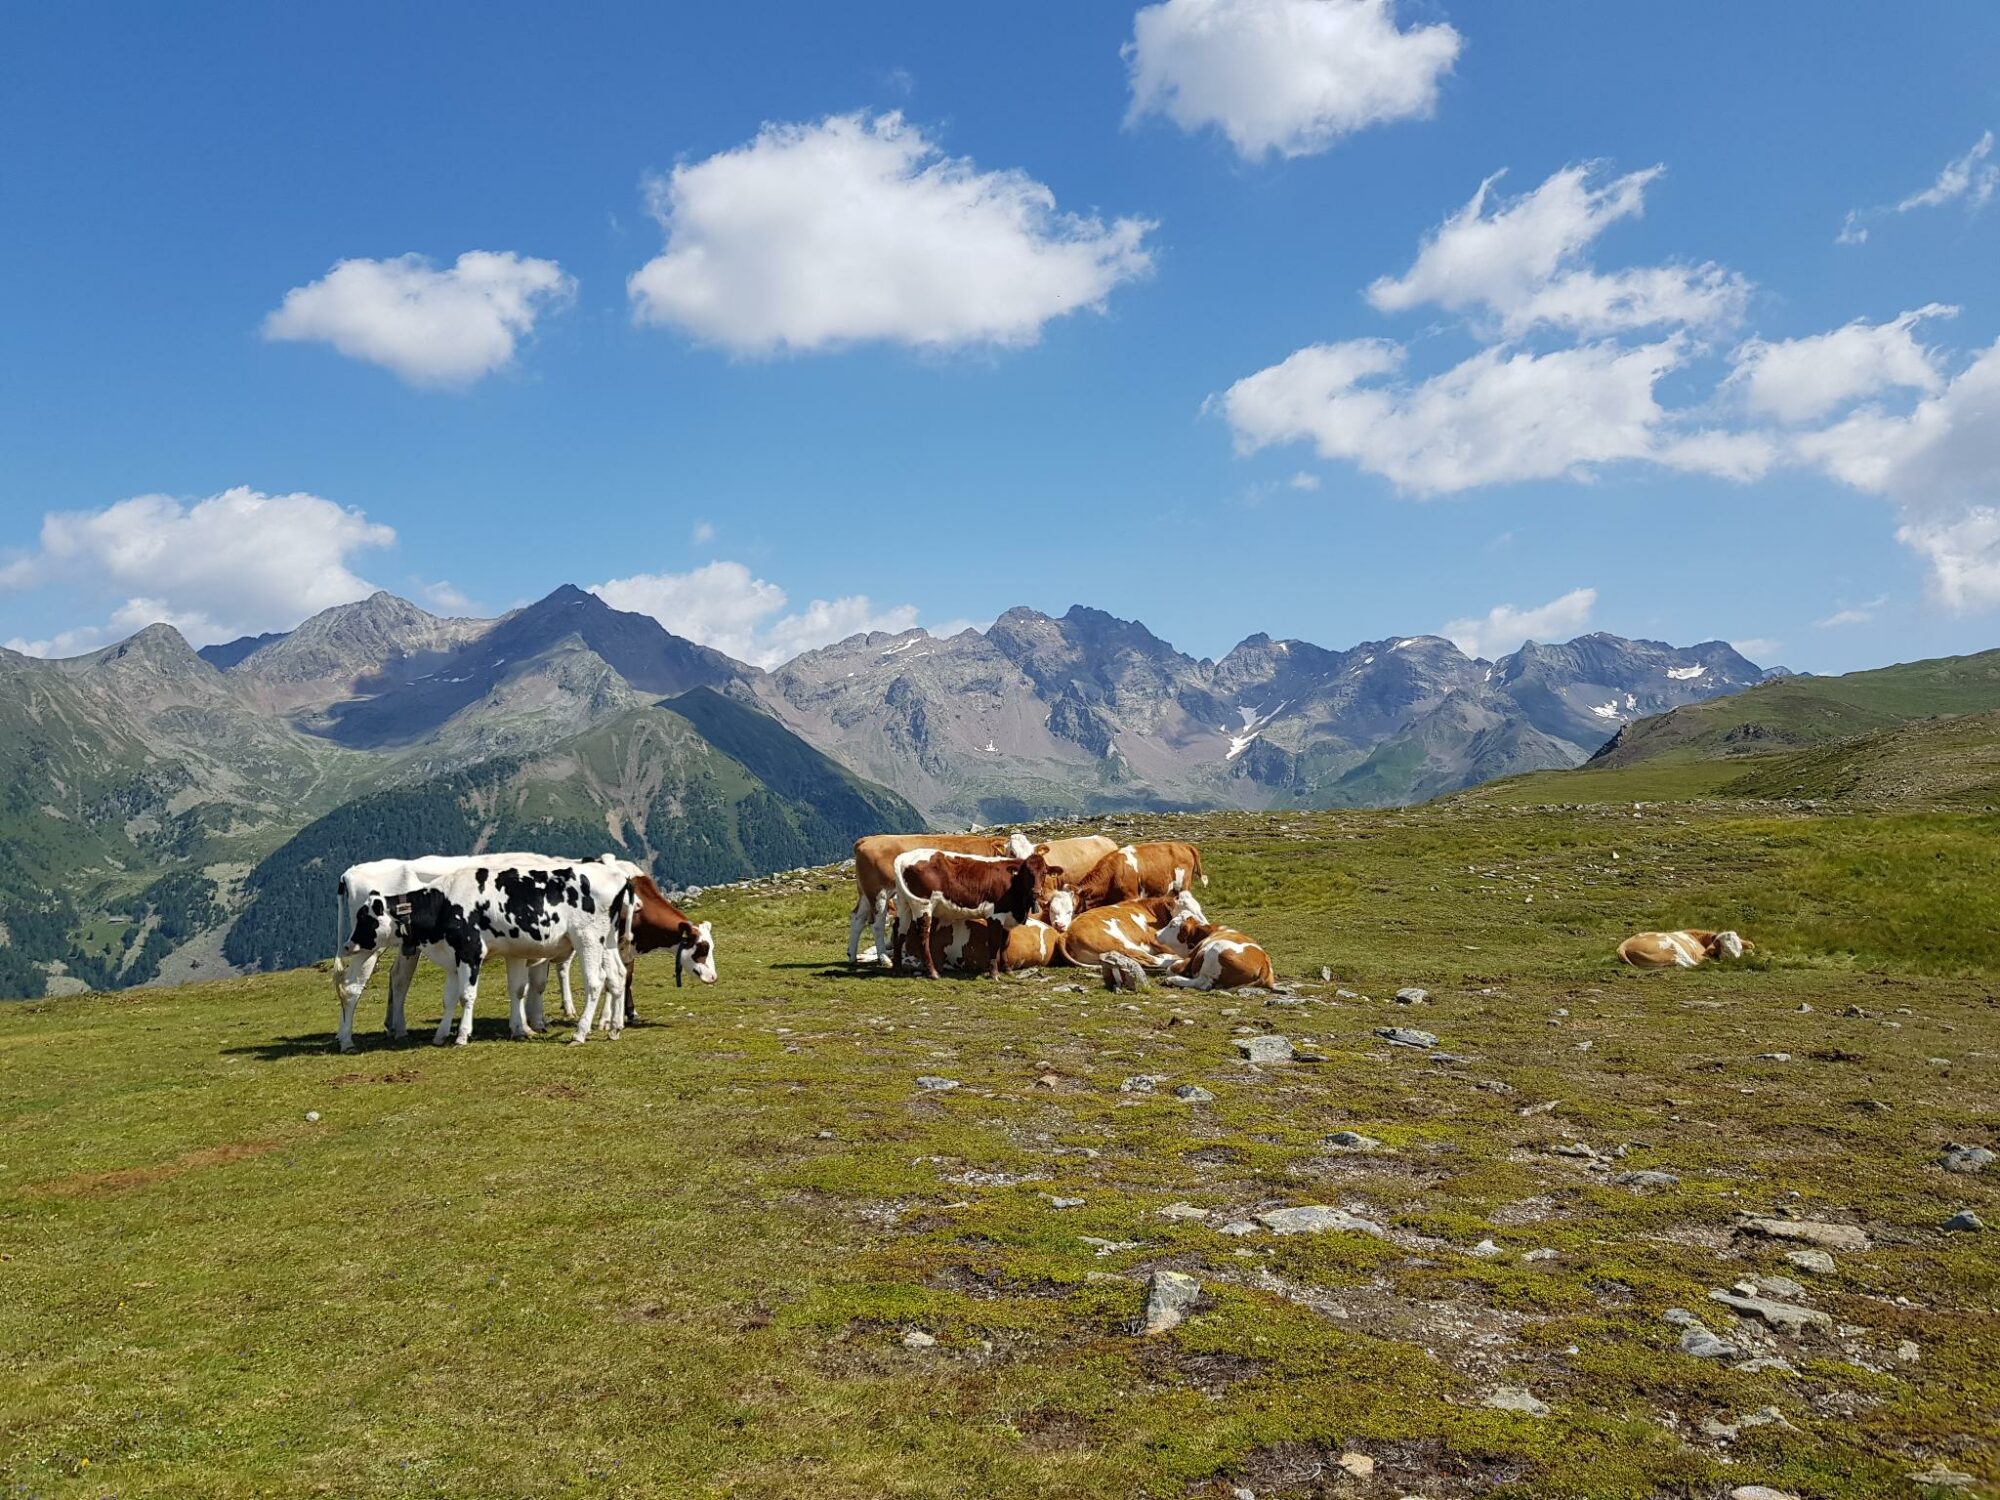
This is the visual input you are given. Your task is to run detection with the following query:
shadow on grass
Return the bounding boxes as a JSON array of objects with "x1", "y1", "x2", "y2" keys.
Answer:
[{"x1": 220, "y1": 1015, "x2": 614, "y2": 1061}]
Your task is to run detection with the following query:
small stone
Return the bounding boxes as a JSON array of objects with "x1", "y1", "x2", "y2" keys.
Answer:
[
  {"x1": 1100, "y1": 952, "x2": 1152, "y2": 992},
  {"x1": 1337, "y1": 1452, "x2": 1376, "y2": 1478},
  {"x1": 304, "y1": 1110, "x2": 321, "y2": 1123},
  {"x1": 1523, "y1": 1248, "x2": 1558, "y2": 1262},
  {"x1": 1256, "y1": 1205, "x2": 1385, "y2": 1237},
  {"x1": 1784, "y1": 1248, "x2": 1835, "y2": 1275},
  {"x1": 1906, "y1": 1471, "x2": 1976, "y2": 1491},
  {"x1": 1320, "y1": 966, "x2": 1334, "y2": 982},
  {"x1": 1078, "y1": 1236, "x2": 1139, "y2": 1255},
  {"x1": 1325, "y1": 1130, "x2": 1381, "y2": 1151},
  {"x1": 1730, "y1": 1487, "x2": 1802, "y2": 1500},
  {"x1": 1394, "y1": 987, "x2": 1430, "y2": 1005},
  {"x1": 1942, "y1": 1209, "x2": 1984, "y2": 1232},
  {"x1": 1035, "y1": 1073, "x2": 1061, "y2": 1089},
  {"x1": 1218, "y1": 1220, "x2": 1257, "y2": 1236},
  {"x1": 1757, "y1": 1052, "x2": 1792, "y2": 1062},
  {"x1": 915, "y1": 1076, "x2": 960, "y2": 1092},
  {"x1": 1173, "y1": 1084, "x2": 1216, "y2": 1103},
  {"x1": 1680, "y1": 1325, "x2": 1737, "y2": 1359},
  {"x1": 1158, "y1": 1202, "x2": 1209, "y2": 1220},
  {"x1": 1429, "y1": 1051, "x2": 1472, "y2": 1066},
  {"x1": 1708, "y1": 1289, "x2": 1831, "y2": 1333},
  {"x1": 1376, "y1": 1026, "x2": 1438, "y2": 1048},
  {"x1": 1049, "y1": 1196, "x2": 1084, "y2": 1209},
  {"x1": 1733, "y1": 1357, "x2": 1797, "y2": 1376},
  {"x1": 1143, "y1": 1270, "x2": 1201, "y2": 1335},
  {"x1": 1738, "y1": 1216, "x2": 1871, "y2": 1253},
  {"x1": 1235, "y1": 1035, "x2": 1294, "y2": 1064},
  {"x1": 1335, "y1": 987, "x2": 1360, "y2": 999},
  {"x1": 1750, "y1": 1274, "x2": 1807, "y2": 1300},
  {"x1": 1120, "y1": 1074, "x2": 1168, "y2": 1094},
  {"x1": 1616, "y1": 1170, "x2": 1680, "y2": 1191},
  {"x1": 1482, "y1": 1387, "x2": 1550, "y2": 1417},
  {"x1": 1896, "y1": 1339, "x2": 1920, "y2": 1363},
  {"x1": 1941, "y1": 1144, "x2": 1995, "y2": 1174},
  {"x1": 1469, "y1": 1238, "x2": 1502, "y2": 1258},
  {"x1": 902, "y1": 1329, "x2": 936, "y2": 1349}
]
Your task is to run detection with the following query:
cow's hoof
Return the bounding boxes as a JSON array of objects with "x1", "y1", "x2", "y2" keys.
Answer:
[
  {"x1": 337, "y1": 1043, "x2": 357, "y2": 1055},
  {"x1": 453, "y1": 1037, "x2": 470, "y2": 1048},
  {"x1": 567, "y1": 1037, "x2": 586, "y2": 1047}
]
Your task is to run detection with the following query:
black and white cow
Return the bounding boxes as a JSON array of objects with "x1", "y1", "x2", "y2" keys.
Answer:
[{"x1": 336, "y1": 859, "x2": 635, "y2": 1048}]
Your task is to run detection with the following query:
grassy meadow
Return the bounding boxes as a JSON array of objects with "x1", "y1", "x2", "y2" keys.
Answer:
[{"x1": 2, "y1": 799, "x2": 1996, "y2": 1498}]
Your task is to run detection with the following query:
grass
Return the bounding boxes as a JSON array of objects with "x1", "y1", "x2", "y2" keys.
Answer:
[{"x1": 3, "y1": 801, "x2": 1997, "y2": 1498}]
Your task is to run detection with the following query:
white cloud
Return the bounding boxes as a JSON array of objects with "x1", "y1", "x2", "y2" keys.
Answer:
[
  {"x1": 417, "y1": 579, "x2": 475, "y2": 615},
  {"x1": 627, "y1": 112, "x2": 1154, "y2": 355},
  {"x1": 1287, "y1": 471, "x2": 1321, "y2": 491},
  {"x1": 1443, "y1": 587, "x2": 1598, "y2": 659},
  {"x1": 1216, "y1": 336, "x2": 1763, "y2": 495},
  {"x1": 1834, "y1": 211, "x2": 1869, "y2": 247},
  {"x1": 1896, "y1": 509, "x2": 2000, "y2": 612},
  {"x1": 1815, "y1": 594, "x2": 1888, "y2": 628},
  {"x1": 263, "y1": 251, "x2": 575, "y2": 388},
  {"x1": 1367, "y1": 164, "x2": 1748, "y2": 337},
  {"x1": 691, "y1": 520, "x2": 716, "y2": 545},
  {"x1": 1729, "y1": 305, "x2": 1955, "y2": 424},
  {"x1": 1123, "y1": 0, "x2": 1461, "y2": 160},
  {"x1": 1896, "y1": 130, "x2": 1998, "y2": 213},
  {"x1": 1730, "y1": 638, "x2": 1782, "y2": 662},
  {"x1": 590, "y1": 560, "x2": 923, "y2": 669},
  {"x1": 1, "y1": 487, "x2": 395, "y2": 655}
]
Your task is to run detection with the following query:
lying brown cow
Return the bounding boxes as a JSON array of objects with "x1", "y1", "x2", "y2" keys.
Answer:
[
  {"x1": 1616, "y1": 929, "x2": 1753, "y2": 969},
  {"x1": 1059, "y1": 892, "x2": 1206, "y2": 970},
  {"x1": 1067, "y1": 841, "x2": 1206, "y2": 912},
  {"x1": 932, "y1": 916, "x2": 1063, "y2": 974},
  {"x1": 850, "y1": 831, "x2": 1029, "y2": 965},
  {"x1": 1157, "y1": 916, "x2": 1276, "y2": 991},
  {"x1": 892, "y1": 849, "x2": 1054, "y2": 979}
]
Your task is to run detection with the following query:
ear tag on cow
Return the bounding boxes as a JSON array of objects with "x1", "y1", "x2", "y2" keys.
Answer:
[{"x1": 393, "y1": 901, "x2": 412, "y2": 917}]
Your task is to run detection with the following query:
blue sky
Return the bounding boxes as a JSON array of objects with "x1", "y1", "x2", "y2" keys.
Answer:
[{"x1": 3, "y1": 1, "x2": 1997, "y2": 673}]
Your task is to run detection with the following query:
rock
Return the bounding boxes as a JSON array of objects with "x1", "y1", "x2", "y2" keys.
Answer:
[
  {"x1": 1708, "y1": 1289, "x2": 1832, "y2": 1333},
  {"x1": 902, "y1": 1329, "x2": 937, "y2": 1349},
  {"x1": 1376, "y1": 1026, "x2": 1438, "y2": 1049},
  {"x1": 1120, "y1": 1074, "x2": 1168, "y2": 1094},
  {"x1": 1906, "y1": 1471, "x2": 1976, "y2": 1490},
  {"x1": 1079, "y1": 1236, "x2": 1139, "y2": 1256},
  {"x1": 1680, "y1": 1325, "x2": 1738, "y2": 1359},
  {"x1": 1523, "y1": 1248, "x2": 1558, "y2": 1263},
  {"x1": 1100, "y1": 952, "x2": 1152, "y2": 992},
  {"x1": 1784, "y1": 1248, "x2": 1836, "y2": 1275},
  {"x1": 1174, "y1": 1084, "x2": 1215, "y2": 1103},
  {"x1": 1218, "y1": 1220, "x2": 1257, "y2": 1236},
  {"x1": 1143, "y1": 1270, "x2": 1201, "y2": 1335},
  {"x1": 1738, "y1": 1216, "x2": 1871, "y2": 1253},
  {"x1": 1324, "y1": 1130, "x2": 1381, "y2": 1151},
  {"x1": 1469, "y1": 1238, "x2": 1502, "y2": 1259},
  {"x1": 1035, "y1": 1073, "x2": 1062, "y2": 1089},
  {"x1": 1482, "y1": 1387, "x2": 1550, "y2": 1417},
  {"x1": 1757, "y1": 1052, "x2": 1792, "y2": 1062},
  {"x1": 1235, "y1": 1035, "x2": 1294, "y2": 1063},
  {"x1": 915, "y1": 1076, "x2": 960, "y2": 1093},
  {"x1": 1049, "y1": 1196, "x2": 1085, "y2": 1209},
  {"x1": 1256, "y1": 1205, "x2": 1385, "y2": 1237},
  {"x1": 304, "y1": 1110, "x2": 321, "y2": 1123},
  {"x1": 1750, "y1": 1274, "x2": 1807, "y2": 1300},
  {"x1": 1616, "y1": 1170, "x2": 1680, "y2": 1191},
  {"x1": 1733, "y1": 1356, "x2": 1797, "y2": 1375},
  {"x1": 1551, "y1": 1142, "x2": 1601, "y2": 1160},
  {"x1": 1320, "y1": 966, "x2": 1334, "y2": 983},
  {"x1": 1429, "y1": 1051, "x2": 1472, "y2": 1066},
  {"x1": 1896, "y1": 1339, "x2": 1920, "y2": 1363},
  {"x1": 1394, "y1": 987, "x2": 1430, "y2": 1005},
  {"x1": 1731, "y1": 1487, "x2": 1802, "y2": 1500},
  {"x1": 1942, "y1": 1209, "x2": 1984, "y2": 1232},
  {"x1": 1337, "y1": 1452, "x2": 1375, "y2": 1478},
  {"x1": 1942, "y1": 1144, "x2": 1995, "y2": 1174},
  {"x1": 1158, "y1": 1202, "x2": 1209, "y2": 1220}
]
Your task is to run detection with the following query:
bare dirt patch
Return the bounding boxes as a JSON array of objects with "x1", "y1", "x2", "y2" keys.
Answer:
[{"x1": 32, "y1": 1140, "x2": 281, "y2": 1197}]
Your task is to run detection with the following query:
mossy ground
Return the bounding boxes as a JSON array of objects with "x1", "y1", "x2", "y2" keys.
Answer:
[{"x1": 2, "y1": 802, "x2": 1996, "y2": 1498}]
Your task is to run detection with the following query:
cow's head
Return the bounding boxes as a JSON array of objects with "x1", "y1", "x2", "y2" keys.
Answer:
[
  {"x1": 1005, "y1": 852, "x2": 1054, "y2": 923},
  {"x1": 1713, "y1": 930, "x2": 1747, "y2": 960},
  {"x1": 1006, "y1": 832, "x2": 1035, "y2": 859},
  {"x1": 1046, "y1": 887, "x2": 1077, "y2": 932},
  {"x1": 674, "y1": 920, "x2": 718, "y2": 985},
  {"x1": 1169, "y1": 888, "x2": 1207, "y2": 926}
]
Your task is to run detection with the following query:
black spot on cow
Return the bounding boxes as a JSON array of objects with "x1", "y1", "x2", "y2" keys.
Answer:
[
  {"x1": 391, "y1": 887, "x2": 483, "y2": 978},
  {"x1": 492, "y1": 866, "x2": 586, "y2": 945},
  {"x1": 476, "y1": 867, "x2": 489, "y2": 891}
]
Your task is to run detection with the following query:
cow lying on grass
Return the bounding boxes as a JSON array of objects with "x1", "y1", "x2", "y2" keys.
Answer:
[
  {"x1": 1059, "y1": 892, "x2": 1207, "y2": 970},
  {"x1": 337, "y1": 860, "x2": 635, "y2": 1048},
  {"x1": 1617, "y1": 929, "x2": 1754, "y2": 969},
  {"x1": 1156, "y1": 915, "x2": 1277, "y2": 991},
  {"x1": 892, "y1": 849, "x2": 1055, "y2": 979},
  {"x1": 928, "y1": 916, "x2": 1064, "y2": 974}
]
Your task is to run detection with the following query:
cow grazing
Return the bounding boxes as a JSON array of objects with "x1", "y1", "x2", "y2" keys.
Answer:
[
  {"x1": 1058, "y1": 892, "x2": 1207, "y2": 970},
  {"x1": 1616, "y1": 929, "x2": 1753, "y2": 969},
  {"x1": 1157, "y1": 917, "x2": 1277, "y2": 991},
  {"x1": 1066, "y1": 842, "x2": 1207, "y2": 912},
  {"x1": 931, "y1": 916, "x2": 1063, "y2": 974},
  {"x1": 848, "y1": 832, "x2": 1032, "y2": 965},
  {"x1": 338, "y1": 860, "x2": 635, "y2": 1047},
  {"x1": 892, "y1": 849, "x2": 1055, "y2": 979}
]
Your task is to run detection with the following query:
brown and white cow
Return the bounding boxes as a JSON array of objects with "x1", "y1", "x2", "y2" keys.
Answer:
[
  {"x1": 1058, "y1": 891, "x2": 1207, "y2": 970},
  {"x1": 931, "y1": 916, "x2": 1064, "y2": 974},
  {"x1": 849, "y1": 832, "x2": 1031, "y2": 965},
  {"x1": 892, "y1": 849, "x2": 1055, "y2": 979},
  {"x1": 522, "y1": 866, "x2": 717, "y2": 1030},
  {"x1": 1616, "y1": 929, "x2": 1753, "y2": 969},
  {"x1": 1066, "y1": 842, "x2": 1207, "y2": 913},
  {"x1": 1157, "y1": 916, "x2": 1277, "y2": 991},
  {"x1": 1031, "y1": 834, "x2": 1119, "y2": 883}
]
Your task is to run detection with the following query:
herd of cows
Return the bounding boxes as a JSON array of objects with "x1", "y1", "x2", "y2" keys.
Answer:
[
  {"x1": 328, "y1": 831, "x2": 1272, "y2": 1053},
  {"x1": 328, "y1": 831, "x2": 1748, "y2": 1054}
]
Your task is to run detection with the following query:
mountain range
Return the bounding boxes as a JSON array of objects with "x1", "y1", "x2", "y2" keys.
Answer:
[{"x1": 0, "y1": 584, "x2": 1781, "y2": 998}]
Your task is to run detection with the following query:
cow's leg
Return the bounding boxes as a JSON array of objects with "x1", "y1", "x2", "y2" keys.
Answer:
[
  {"x1": 432, "y1": 957, "x2": 461, "y2": 1046},
  {"x1": 557, "y1": 955, "x2": 575, "y2": 1020},
  {"x1": 877, "y1": 894, "x2": 895, "y2": 968},
  {"x1": 384, "y1": 947, "x2": 419, "y2": 1040},
  {"x1": 453, "y1": 955, "x2": 482, "y2": 1046},
  {"x1": 333, "y1": 948, "x2": 380, "y2": 1054},
  {"x1": 920, "y1": 910, "x2": 941, "y2": 980},
  {"x1": 521, "y1": 959, "x2": 549, "y2": 1033},
  {"x1": 847, "y1": 893, "x2": 867, "y2": 966},
  {"x1": 570, "y1": 951, "x2": 603, "y2": 1045},
  {"x1": 597, "y1": 944, "x2": 629, "y2": 1041},
  {"x1": 507, "y1": 959, "x2": 534, "y2": 1039}
]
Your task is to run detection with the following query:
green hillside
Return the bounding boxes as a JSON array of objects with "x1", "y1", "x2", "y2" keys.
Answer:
[
  {"x1": 4, "y1": 800, "x2": 1996, "y2": 1499},
  {"x1": 223, "y1": 702, "x2": 923, "y2": 974}
]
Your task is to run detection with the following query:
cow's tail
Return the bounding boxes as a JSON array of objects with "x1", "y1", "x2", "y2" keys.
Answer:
[
  {"x1": 1194, "y1": 845, "x2": 1208, "y2": 888},
  {"x1": 332, "y1": 876, "x2": 352, "y2": 976}
]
